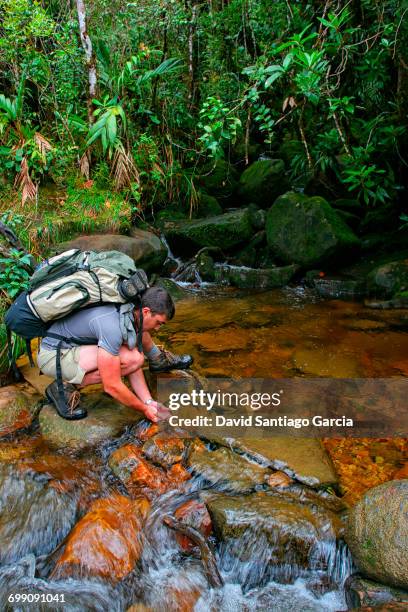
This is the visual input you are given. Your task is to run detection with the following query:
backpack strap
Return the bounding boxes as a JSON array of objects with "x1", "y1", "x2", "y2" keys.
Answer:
[
  {"x1": 6, "y1": 325, "x2": 23, "y2": 382},
  {"x1": 25, "y1": 339, "x2": 35, "y2": 367},
  {"x1": 44, "y1": 332, "x2": 96, "y2": 413}
]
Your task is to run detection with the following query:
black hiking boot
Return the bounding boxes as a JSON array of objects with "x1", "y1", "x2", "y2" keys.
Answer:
[
  {"x1": 149, "y1": 348, "x2": 193, "y2": 373},
  {"x1": 45, "y1": 381, "x2": 87, "y2": 420}
]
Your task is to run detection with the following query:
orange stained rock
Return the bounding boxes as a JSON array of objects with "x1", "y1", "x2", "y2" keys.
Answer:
[
  {"x1": 174, "y1": 500, "x2": 212, "y2": 552},
  {"x1": 138, "y1": 423, "x2": 159, "y2": 441},
  {"x1": 168, "y1": 463, "x2": 191, "y2": 483},
  {"x1": 161, "y1": 585, "x2": 202, "y2": 612},
  {"x1": 393, "y1": 462, "x2": 408, "y2": 479},
  {"x1": 323, "y1": 437, "x2": 408, "y2": 506},
  {"x1": 52, "y1": 494, "x2": 144, "y2": 581},
  {"x1": 268, "y1": 471, "x2": 293, "y2": 488}
]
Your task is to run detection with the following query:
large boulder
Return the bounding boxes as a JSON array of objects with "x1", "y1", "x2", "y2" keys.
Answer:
[
  {"x1": 198, "y1": 159, "x2": 239, "y2": 202},
  {"x1": 51, "y1": 495, "x2": 145, "y2": 582},
  {"x1": 59, "y1": 230, "x2": 167, "y2": 273},
  {"x1": 367, "y1": 259, "x2": 408, "y2": 299},
  {"x1": 0, "y1": 384, "x2": 41, "y2": 438},
  {"x1": 161, "y1": 209, "x2": 254, "y2": 254},
  {"x1": 207, "y1": 491, "x2": 340, "y2": 587},
  {"x1": 238, "y1": 159, "x2": 289, "y2": 207},
  {"x1": 39, "y1": 392, "x2": 145, "y2": 451},
  {"x1": 194, "y1": 193, "x2": 223, "y2": 218},
  {"x1": 213, "y1": 263, "x2": 298, "y2": 289},
  {"x1": 0, "y1": 464, "x2": 77, "y2": 564},
  {"x1": 266, "y1": 192, "x2": 360, "y2": 268},
  {"x1": 346, "y1": 480, "x2": 408, "y2": 589}
]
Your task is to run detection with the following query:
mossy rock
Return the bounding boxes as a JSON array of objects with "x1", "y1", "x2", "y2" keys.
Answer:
[
  {"x1": 0, "y1": 384, "x2": 42, "y2": 438},
  {"x1": 161, "y1": 209, "x2": 254, "y2": 254},
  {"x1": 39, "y1": 392, "x2": 145, "y2": 451},
  {"x1": 198, "y1": 159, "x2": 239, "y2": 201},
  {"x1": 346, "y1": 480, "x2": 408, "y2": 589},
  {"x1": 213, "y1": 263, "x2": 298, "y2": 289},
  {"x1": 59, "y1": 231, "x2": 167, "y2": 274},
  {"x1": 367, "y1": 259, "x2": 408, "y2": 299},
  {"x1": 207, "y1": 492, "x2": 339, "y2": 567},
  {"x1": 238, "y1": 159, "x2": 288, "y2": 207},
  {"x1": 187, "y1": 446, "x2": 270, "y2": 493},
  {"x1": 194, "y1": 193, "x2": 223, "y2": 218},
  {"x1": 266, "y1": 191, "x2": 360, "y2": 267},
  {"x1": 152, "y1": 277, "x2": 191, "y2": 301}
]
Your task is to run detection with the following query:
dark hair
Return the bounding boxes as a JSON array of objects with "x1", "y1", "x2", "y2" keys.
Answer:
[{"x1": 141, "y1": 287, "x2": 175, "y2": 320}]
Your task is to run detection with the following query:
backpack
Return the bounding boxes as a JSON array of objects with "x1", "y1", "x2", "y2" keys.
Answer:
[{"x1": 4, "y1": 248, "x2": 149, "y2": 381}]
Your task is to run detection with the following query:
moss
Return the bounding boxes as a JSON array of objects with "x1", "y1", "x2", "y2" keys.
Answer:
[
  {"x1": 266, "y1": 191, "x2": 360, "y2": 267},
  {"x1": 163, "y1": 209, "x2": 254, "y2": 251},
  {"x1": 238, "y1": 159, "x2": 288, "y2": 207}
]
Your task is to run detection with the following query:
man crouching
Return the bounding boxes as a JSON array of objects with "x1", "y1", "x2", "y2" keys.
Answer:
[{"x1": 37, "y1": 287, "x2": 192, "y2": 422}]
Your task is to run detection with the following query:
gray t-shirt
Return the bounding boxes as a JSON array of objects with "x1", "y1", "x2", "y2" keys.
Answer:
[{"x1": 41, "y1": 305, "x2": 123, "y2": 355}]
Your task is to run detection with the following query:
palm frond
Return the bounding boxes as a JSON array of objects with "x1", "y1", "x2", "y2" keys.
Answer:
[
  {"x1": 34, "y1": 132, "x2": 52, "y2": 162},
  {"x1": 137, "y1": 58, "x2": 182, "y2": 86},
  {"x1": 14, "y1": 158, "x2": 37, "y2": 205},
  {"x1": 111, "y1": 147, "x2": 139, "y2": 191},
  {"x1": 79, "y1": 150, "x2": 90, "y2": 179}
]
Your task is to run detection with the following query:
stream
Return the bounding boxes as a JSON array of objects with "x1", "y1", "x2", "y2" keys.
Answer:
[{"x1": 1, "y1": 284, "x2": 407, "y2": 611}]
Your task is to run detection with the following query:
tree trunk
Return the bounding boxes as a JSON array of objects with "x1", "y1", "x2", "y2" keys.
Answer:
[
  {"x1": 188, "y1": 3, "x2": 199, "y2": 107},
  {"x1": 76, "y1": 0, "x2": 97, "y2": 124}
]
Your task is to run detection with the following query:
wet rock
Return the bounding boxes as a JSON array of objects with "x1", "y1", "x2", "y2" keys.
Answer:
[
  {"x1": 230, "y1": 230, "x2": 266, "y2": 268},
  {"x1": 346, "y1": 480, "x2": 408, "y2": 589},
  {"x1": 0, "y1": 555, "x2": 121, "y2": 612},
  {"x1": 39, "y1": 392, "x2": 145, "y2": 451},
  {"x1": 108, "y1": 443, "x2": 190, "y2": 498},
  {"x1": 198, "y1": 159, "x2": 239, "y2": 201},
  {"x1": 174, "y1": 500, "x2": 213, "y2": 552},
  {"x1": 225, "y1": 437, "x2": 338, "y2": 488},
  {"x1": 213, "y1": 263, "x2": 298, "y2": 289},
  {"x1": 161, "y1": 209, "x2": 254, "y2": 254},
  {"x1": 142, "y1": 433, "x2": 187, "y2": 469},
  {"x1": 0, "y1": 464, "x2": 77, "y2": 564},
  {"x1": 293, "y1": 346, "x2": 361, "y2": 377},
  {"x1": 0, "y1": 383, "x2": 41, "y2": 438},
  {"x1": 266, "y1": 192, "x2": 360, "y2": 267},
  {"x1": 367, "y1": 259, "x2": 408, "y2": 299},
  {"x1": 207, "y1": 491, "x2": 340, "y2": 582},
  {"x1": 238, "y1": 159, "x2": 289, "y2": 207},
  {"x1": 308, "y1": 276, "x2": 366, "y2": 300},
  {"x1": 52, "y1": 494, "x2": 144, "y2": 582},
  {"x1": 152, "y1": 277, "x2": 191, "y2": 301},
  {"x1": 59, "y1": 230, "x2": 167, "y2": 273},
  {"x1": 196, "y1": 252, "x2": 216, "y2": 281},
  {"x1": 268, "y1": 471, "x2": 293, "y2": 488},
  {"x1": 345, "y1": 575, "x2": 408, "y2": 609},
  {"x1": 187, "y1": 446, "x2": 270, "y2": 493},
  {"x1": 365, "y1": 297, "x2": 408, "y2": 309}
]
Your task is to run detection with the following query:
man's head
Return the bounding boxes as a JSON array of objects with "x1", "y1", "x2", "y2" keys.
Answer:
[{"x1": 137, "y1": 286, "x2": 175, "y2": 331}]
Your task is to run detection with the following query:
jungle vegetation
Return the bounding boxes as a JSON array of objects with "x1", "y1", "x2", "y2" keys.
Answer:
[{"x1": 0, "y1": 0, "x2": 407, "y2": 231}]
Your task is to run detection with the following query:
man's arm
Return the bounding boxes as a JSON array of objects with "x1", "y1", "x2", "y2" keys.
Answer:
[{"x1": 97, "y1": 348, "x2": 158, "y2": 421}]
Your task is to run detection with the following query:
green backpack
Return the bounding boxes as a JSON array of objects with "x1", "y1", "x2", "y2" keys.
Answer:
[{"x1": 5, "y1": 248, "x2": 149, "y2": 379}]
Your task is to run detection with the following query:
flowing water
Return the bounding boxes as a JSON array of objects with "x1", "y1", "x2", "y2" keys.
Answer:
[{"x1": 1, "y1": 285, "x2": 407, "y2": 611}]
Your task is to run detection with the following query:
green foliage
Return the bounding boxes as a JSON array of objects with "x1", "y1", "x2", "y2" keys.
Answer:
[
  {"x1": 0, "y1": 0, "x2": 406, "y2": 222},
  {"x1": 0, "y1": 248, "x2": 31, "y2": 298},
  {"x1": 198, "y1": 97, "x2": 241, "y2": 158}
]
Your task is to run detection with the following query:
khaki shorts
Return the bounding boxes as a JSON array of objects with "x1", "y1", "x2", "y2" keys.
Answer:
[{"x1": 37, "y1": 346, "x2": 86, "y2": 385}]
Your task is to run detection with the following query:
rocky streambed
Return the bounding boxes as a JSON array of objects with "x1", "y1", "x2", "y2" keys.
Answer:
[{"x1": 0, "y1": 286, "x2": 407, "y2": 611}]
